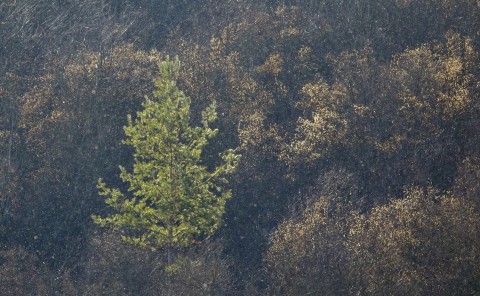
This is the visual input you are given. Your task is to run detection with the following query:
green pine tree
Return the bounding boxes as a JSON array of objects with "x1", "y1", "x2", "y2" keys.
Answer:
[{"x1": 93, "y1": 57, "x2": 240, "y2": 265}]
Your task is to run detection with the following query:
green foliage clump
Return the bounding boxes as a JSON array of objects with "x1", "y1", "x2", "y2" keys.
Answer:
[{"x1": 93, "y1": 57, "x2": 240, "y2": 255}]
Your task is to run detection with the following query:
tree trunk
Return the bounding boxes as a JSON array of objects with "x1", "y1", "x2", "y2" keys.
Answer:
[
  {"x1": 167, "y1": 227, "x2": 175, "y2": 266},
  {"x1": 167, "y1": 246, "x2": 175, "y2": 266}
]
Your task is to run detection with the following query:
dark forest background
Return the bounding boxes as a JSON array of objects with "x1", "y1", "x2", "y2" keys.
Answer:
[{"x1": 1, "y1": 0, "x2": 480, "y2": 295}]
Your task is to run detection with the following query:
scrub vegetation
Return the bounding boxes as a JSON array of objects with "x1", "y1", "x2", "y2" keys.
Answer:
[{"x1": 1, "y1": 0, "x2": 480, "y2": 294}]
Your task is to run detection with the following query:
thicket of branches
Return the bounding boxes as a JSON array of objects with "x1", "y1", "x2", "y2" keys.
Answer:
[{"x1": 1, "y1": 0, "x2": 480, "y2": 294}]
